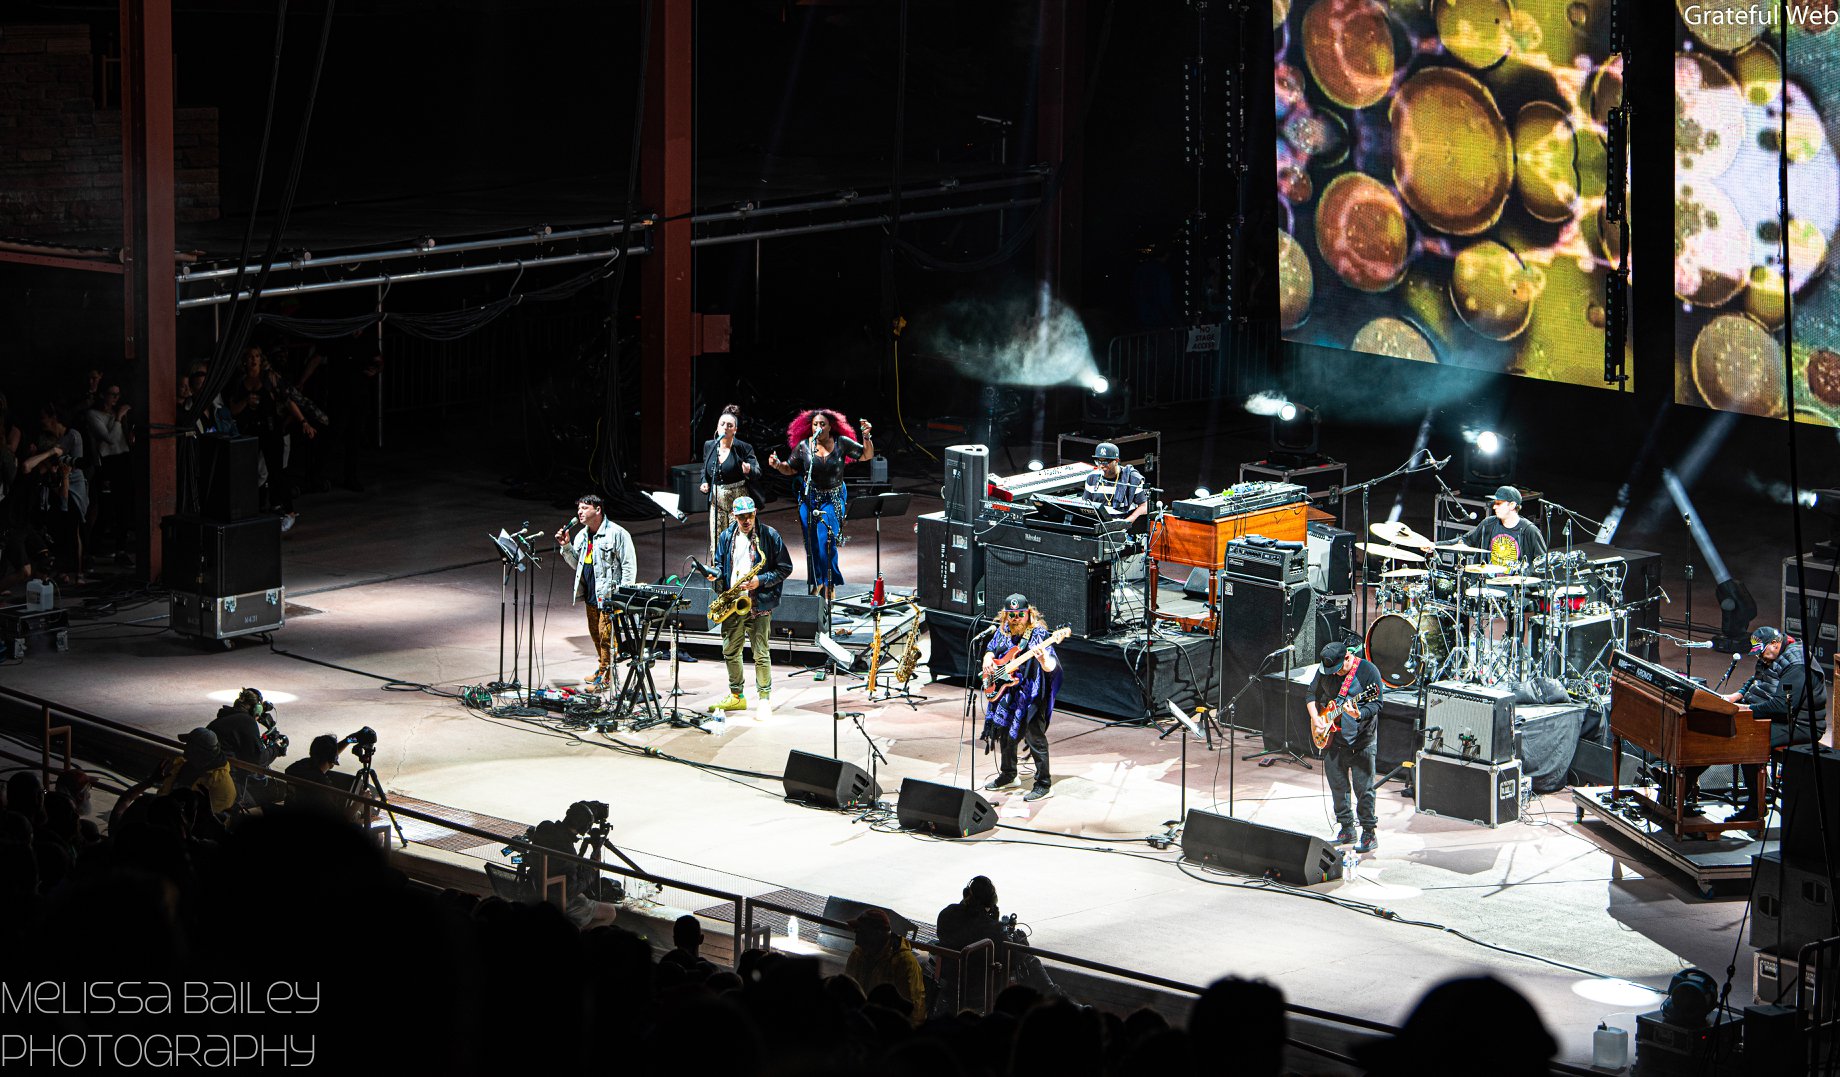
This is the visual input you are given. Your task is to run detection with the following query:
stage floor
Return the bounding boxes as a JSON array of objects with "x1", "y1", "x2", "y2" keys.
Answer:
[{"x1": 0, "y1": 459, "x2": 1762, "y2": 1066}]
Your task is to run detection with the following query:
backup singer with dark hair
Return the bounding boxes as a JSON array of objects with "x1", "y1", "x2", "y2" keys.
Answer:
[
  {"x1": 766, "y1": 408, "x2": 873, "y2": 601},
  {"x1": 698, "y1": 404, "x2": 759, "y2": 562}
]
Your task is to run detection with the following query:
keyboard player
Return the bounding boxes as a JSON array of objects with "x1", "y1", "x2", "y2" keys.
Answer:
[
  {"x1": 1691, "y1": 625, "x2": 1829, "y2": 820},
  {"x1": 1081, "y1": 442, "x2": 1149, "y2": 524}
]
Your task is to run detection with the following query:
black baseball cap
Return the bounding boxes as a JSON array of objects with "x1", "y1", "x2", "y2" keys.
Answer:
[
  {"x1": 1320, "y1": 641, "x2": 1351, "y2": 671},
  {"x1": 1002, "y1": 593, "x2": 1030, "y2": 612},
  {"x1": 1491, "y1": 485, "x2": 1523, "y2": 505},
  {"x1": 1750, "y1": 626, "x2": 1784, "y2": 654}
]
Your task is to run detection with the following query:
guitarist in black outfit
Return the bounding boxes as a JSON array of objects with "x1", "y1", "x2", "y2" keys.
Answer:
[
  {"x1": 981, "y1": 593, "x2": 1063, "y2": 802},
  {"x1": 1311, "y1": 641, "x2": 1385, "y2": 853}
]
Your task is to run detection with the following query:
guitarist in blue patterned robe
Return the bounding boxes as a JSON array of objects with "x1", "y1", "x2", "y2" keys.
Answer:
[
  {"x1": 981, "y1": 593, "x2": 1064, "y2": 802},
  {"x1": 1310, "y1": 641, "x2": 1385, "y2": 854}
]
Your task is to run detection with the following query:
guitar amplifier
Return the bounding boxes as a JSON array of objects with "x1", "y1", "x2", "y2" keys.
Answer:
[
  {"x1": 1424, "y1": 681, "x2": 1516, "y2": 763},
  {"x1": 1415, "y1": 751, "x2": 1522, "y2": 827},
  {"x1": 917, "y1": 511, "x2": 983, "y2": 614},
  {"x1": 1224, "y1": 537, "x2": 1307, "y2": 587}
]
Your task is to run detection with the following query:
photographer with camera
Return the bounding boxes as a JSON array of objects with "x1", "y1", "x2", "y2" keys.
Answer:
[
  {"x1": 281, "y1": 734, "x2": 351, "y2": 813},
  {"x1": 525, "y1": 800, "x2": 621, "y2": 930},
  {"x1": 933, "y1": 875, "x2": 1057, "y2": 1014},
  {"x1": 208, "y1": 688, "x2": 290, "y2": 806}
]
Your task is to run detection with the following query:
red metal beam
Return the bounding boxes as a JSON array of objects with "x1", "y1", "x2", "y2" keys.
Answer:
[
  {"x1": 0, "y1": 251, "x2": 124, "y2": 274},
  {"x1": 121, "y1": 0, "x2": 178, "y2": 582},
  {"x1": 1035, "y1": 0, "x2": 1085, "y2": 304},
  {"x1": 639, "y1": 0, "x2": 695, "y2": 488}
]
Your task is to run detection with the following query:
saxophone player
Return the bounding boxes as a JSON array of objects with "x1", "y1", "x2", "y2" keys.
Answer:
[{"x1": 703, "y1": 497, "x2": 793, "y2": 715}]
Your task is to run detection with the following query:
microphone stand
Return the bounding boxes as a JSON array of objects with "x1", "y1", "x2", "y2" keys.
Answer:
[{"x1": 1240, "y1": 647, "x2": 1313, "y2": 769}]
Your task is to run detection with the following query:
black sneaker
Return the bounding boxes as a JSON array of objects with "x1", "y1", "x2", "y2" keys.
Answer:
[
  {"x1": 984, "y1": 773, "x2": 1020, "y2": 791},
  {"x1": 1355, "y1": 830, "x2": 1379, "y2": 854},
  {"x1": 1023, "y1": 784, "x2": 1052, "y2": 802},
  {"x1": 1333, "y1": 826, "x2": 1356, "y2": 846}
]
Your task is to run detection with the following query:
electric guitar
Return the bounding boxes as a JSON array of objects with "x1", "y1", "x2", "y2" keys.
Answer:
[
  {"x1": 1308, "y1": 682, "x2": 1382, "y2": 751},
  {"x1": 982, "y1": 625, "x2": 1073, "y2": 704}
]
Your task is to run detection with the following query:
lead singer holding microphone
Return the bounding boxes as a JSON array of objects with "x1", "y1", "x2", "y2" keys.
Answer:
[
  {"x1": 555, "y1": 494, "x2": 637, "y2": 691},
  {"x1": 766, "y1": 409, "x2": 873, "y2": 601}
]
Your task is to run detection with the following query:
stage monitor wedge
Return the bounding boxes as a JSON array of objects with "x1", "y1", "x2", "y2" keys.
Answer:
[
  {"x1": 1181, "y1": 809, "x2": 1341, "y2": 884},
  {"x1": 897, "y1": 778, "x2": 995, "y2": 837},
  {"x1": 782, "y1": 750, "x2": 880, "y2": 809}
]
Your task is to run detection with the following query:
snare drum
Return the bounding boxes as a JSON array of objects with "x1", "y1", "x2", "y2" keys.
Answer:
[{"x1": 1364, "y1": 607, "x2": 1456, "y2": 688}]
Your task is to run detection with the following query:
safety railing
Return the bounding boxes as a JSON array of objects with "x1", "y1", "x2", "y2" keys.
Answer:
[
  {"x1": 739, "y1": 895, "x2": 999, "y2": 1014},
  {"x1": 1101, "y1": 321, "x2": 1280, "y2": 411}
]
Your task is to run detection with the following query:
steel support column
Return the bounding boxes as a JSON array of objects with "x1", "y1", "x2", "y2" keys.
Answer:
[
  {"x1": 1035, "y1": 0, "x2": 1085, "y2": 303},
  {"x1": 121, "y1": 0, "x2": 178, "y2": 581},
  {"x1": 639, "y1": 0, "x2": 695, "y2": 487}
]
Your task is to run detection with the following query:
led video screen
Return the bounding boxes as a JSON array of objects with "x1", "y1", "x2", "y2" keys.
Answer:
[
  {"x1": 1674, "y1": 4, "x2": 1840, "y2": 427},
  {"x1": 1273, "y1": 0, "x2": 1624, "y2": 388}
]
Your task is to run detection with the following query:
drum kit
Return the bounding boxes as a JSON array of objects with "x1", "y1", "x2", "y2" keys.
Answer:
[{"x1": 1357, "y1": 522, "x2": 1629, "y2": 703}]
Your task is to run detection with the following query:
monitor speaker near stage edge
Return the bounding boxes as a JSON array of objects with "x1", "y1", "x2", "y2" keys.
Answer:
[
  {"x1": 1180, "y1": 809, "x2": 1342, "y2": 884},
  {"x1": 782, "y1": 750, "x2": 881, "y2": 809},
  {"x1": 1218, "y1": 575, "x2": 1315, "y2": 693},
  {"x1": 771, "y1": 593, "x2": 824, "y2": 641},
  {"x1": 896, "y1": 778, "x2": 995, "y2": 837},
  {"x1": 196, "y1": 435, "x2": 261, "y2": 521},
  {"x1": 917, "y1": 511, "x2": 984, "y2": 615},
  {"x1": 982, "y1": 543, "x2": 1111, "y2": 638},
  {"x1": 161, "y1": 514, "x2": 282, "y2": 597},
  {"x1": 944, "y1": 444, "x2": 989, "y2": 525}
]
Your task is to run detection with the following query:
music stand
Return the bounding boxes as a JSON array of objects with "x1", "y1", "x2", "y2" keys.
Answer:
[
  {"x1": 1152, "y1": 700, "x2": 1209, "y2": 847},
  {"x1": 643, "y1": 489, "x2": 688, "y2": 581},
  {"x1": 490, "y1": 529, "x2": 544, "y2": 717},
  {"x1": 817, "y1": 632, "x2": 865, "y2": 762},
  {"x1": 845, "y1": 492, "x2": 912, "y2": 603}
]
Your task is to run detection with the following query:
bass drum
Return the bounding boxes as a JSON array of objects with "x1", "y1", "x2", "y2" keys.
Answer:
[{"x1": 1363, "y1": 608, "x2": 1456, "y2": 688}]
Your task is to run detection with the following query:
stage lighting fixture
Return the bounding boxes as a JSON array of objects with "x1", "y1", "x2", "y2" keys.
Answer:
[
  {"x1": 1195, "y1": 487, "x2": 1210, "y2": 498},
  {"x1": 1027, "y1": 459, "x2": 1044, "y2": 472},
  {"x1": 1089, "y1": 375, "x2": 1110, "y2": 395},
  {"x1": 1081, "y1": 378, "x2": 1131, "y2": 427},
  {"x1": 1461, "y1": 431, "x2": 1516, "y2": 495},
  {"x1": 1268, "y1": 403, "x2": 1320, "y2": 463}
]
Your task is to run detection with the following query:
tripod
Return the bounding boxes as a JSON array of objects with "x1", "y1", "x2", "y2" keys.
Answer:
[
  {"x1": 348, "y1": 743, "x2": 407, "y2": 848},
  {"x1": 577, "y1": 817, "x2": 650, "y2": 905}
]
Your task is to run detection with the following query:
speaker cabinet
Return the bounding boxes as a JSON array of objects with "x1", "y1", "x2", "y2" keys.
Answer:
[
  {"x1": 161, "y1": 514, "x2": 283, "y2": 597},
  {"x1": 1218, "y1": 577, "x2": 1315, "y2": 692},
  {"x1": 669, "y1": 462, "x2": 710, "y2": 515},
  {"x1": 771, "y1": 593, "x2": 824, "y2": 641},
  {"x1": 666, "y1": 582, "x2": 713, "y2": 631},
  {"x1": 1424, "y1": 681, "x2": 1516, "y2": 763},
  {"x1": 1750, "y1": 850, "x2": 1835, "y2": 954},
  {"x1": 1181, "y1": 809, "x2": 1341, "y2": 884},
  {"x1": 982, "y1": 543, "x2": 1111, "y2": 638},
  {"x1": 897, "y1": 778, "x2": 995, "y2": 837},
  {"x1": 196, "y1": 435, "x2": 261, "y2": 521},
  {"x1": 1306, "y1": 522, "x2": 1355, "y2": 596},
  {"x1": 944, "y1": 444, "x2": 989, "y2": 524},
  {"x1": 1567, "y1": 737, "x2": 1646, "y2": 789},
  {"x1": 1530, "y1": 611, "x2": 1626, "y2": 681},
  {"x1": 1781, "y1": 745, "x2": 1840, "y2": 861},
  {"x1": 917, "y1": 511, "x2": 983, "y2": 615},
  {"x1": 782, "y1": 750, "x2": 880, "y2": 808}
]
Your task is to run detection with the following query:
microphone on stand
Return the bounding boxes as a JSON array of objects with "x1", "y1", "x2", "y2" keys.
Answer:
[
  {"x1": 1432, "y1": 454, "x2": 1452, "y2": 469},
  {"x1": 1716, "y1": 653, "x2": 1743, "y2": 690},
  {"x1": 1263, "y1": 643, "x2": 1295, "y2": 661},
  {"x1": 972, "y1": 622, "x2": 1001, "y2": 644}
]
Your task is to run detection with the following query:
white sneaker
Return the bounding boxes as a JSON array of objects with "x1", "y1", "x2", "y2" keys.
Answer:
[{"x1": 754, "y1": 695, "x2": 774, "y2": 721}]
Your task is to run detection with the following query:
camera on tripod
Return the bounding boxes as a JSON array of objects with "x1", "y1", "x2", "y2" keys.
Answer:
[{"x1": 341, "y1": 726, "x2": 378, "y2": 755}]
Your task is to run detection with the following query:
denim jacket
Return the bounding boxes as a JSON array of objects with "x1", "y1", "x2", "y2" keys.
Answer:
[{"x1": 560, "y1": 519, "x2": 637, "y2": 607}]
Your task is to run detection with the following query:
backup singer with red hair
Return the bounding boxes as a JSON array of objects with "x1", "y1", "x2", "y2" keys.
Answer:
[{"x1": 767, "y1": 408, "x2": 873, "y2": 600}]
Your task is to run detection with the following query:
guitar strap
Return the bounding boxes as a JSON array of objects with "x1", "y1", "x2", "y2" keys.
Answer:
[{"x1": 1336, "y1": 666, "x2": 1358, "y2": 702}]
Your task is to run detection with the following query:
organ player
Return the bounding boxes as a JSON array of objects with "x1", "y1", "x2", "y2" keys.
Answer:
[
  {"x1": 1688, "y1": 626, "x2": 1828, "y2": 823},
  {"x1": 1081, "y1": 442, "x2": 1149, "y2": 524}
]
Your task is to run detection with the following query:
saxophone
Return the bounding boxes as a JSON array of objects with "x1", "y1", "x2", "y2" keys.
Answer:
[
  {"x1": 866, "y1": 610, "x2": 885, "y2": 696},
  {"x1": 706, "y1": 545, "x2": 764, "y2": 624},
  {"x1": 894, "y1": 602, "x2": 924, "y2": 684}
]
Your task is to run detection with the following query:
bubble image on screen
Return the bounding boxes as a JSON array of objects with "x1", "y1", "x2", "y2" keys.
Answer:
[
  {"x1": 1673, "y1": 2, "x2": 1840, "y2": 427},
  {"x1": 1274, "y1": 0, "x2": 1626, "y2": 388}
]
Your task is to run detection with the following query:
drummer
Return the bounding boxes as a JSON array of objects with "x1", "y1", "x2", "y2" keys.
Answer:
[{"x1": 1417, "y1": 485, "x2": 1546, "y2": 571}]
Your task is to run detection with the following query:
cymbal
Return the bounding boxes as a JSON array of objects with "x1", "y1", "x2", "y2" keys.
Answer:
[
  {"x1": 1356, "y1": 542, "x2": 1424, "y2": 563},
  {"x1": 1461, "y1": 563, "x2": 1507, "y2": 575},
  {"x1": 1492, "y1": 575, "x2": 1544, "y2": 586},
  {"x1": 1370, "y1": 521, "x2": 1435, "y2": 547},
  {"x1": 1379, "y1": 567, "x2": 1429, "y2": 579},
  {"x1": 1435, "y1": 541, "x2": 1488, "y2": 554}
]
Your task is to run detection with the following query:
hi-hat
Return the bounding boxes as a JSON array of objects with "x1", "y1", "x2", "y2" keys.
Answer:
[
  {"x1": 1357, "y1": 542, "x2": 1424, "y2": 563},
  {"x1": 1380, "y1": 567, "x2": 1429, "y2": 579},
  {"x1": 1492, "y1": 575, "x2": 1544, "y2": 587},
  {"x1": 1462, "y1": 562, "x2": 1507, "y2": 575},
  {"x1": 1436, "y1": 541, "x2": 1488, "y2": 554}
]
